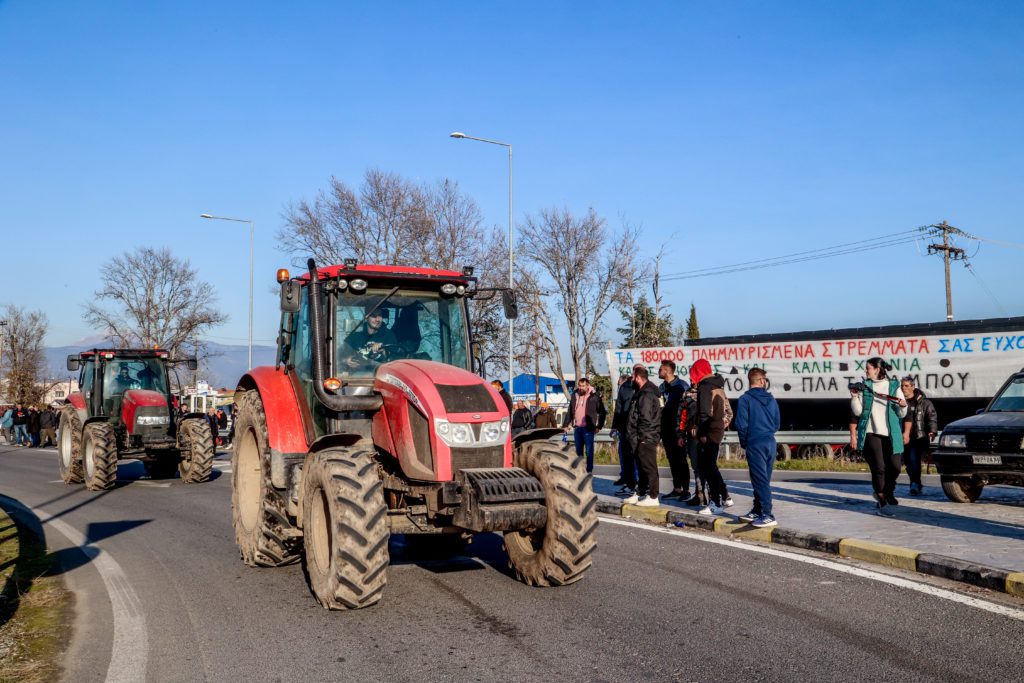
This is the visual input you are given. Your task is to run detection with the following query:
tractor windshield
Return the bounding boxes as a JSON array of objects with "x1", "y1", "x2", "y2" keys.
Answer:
[
  {"x1": 335, "y1": 288, "x2": 470, "y2": 377},
  {"x1": 103, "y1": 358, "x2": 170, "y2": 400}
]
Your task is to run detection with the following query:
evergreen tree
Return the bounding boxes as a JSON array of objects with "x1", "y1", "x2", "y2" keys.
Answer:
[
  {"x1": 685, "y1": 303, "x2": 700, "y2": 340},
  {"x1": 617, "y1": 296, "x2": 673, "y2": 347}
]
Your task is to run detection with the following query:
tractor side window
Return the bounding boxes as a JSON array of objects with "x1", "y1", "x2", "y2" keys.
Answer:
[
  {"x1": 294, "y1": 287, "x2": 313, "y2": 383},
  {"x1": 80, "y1": 361, "x2": 94, "y2": 404}
]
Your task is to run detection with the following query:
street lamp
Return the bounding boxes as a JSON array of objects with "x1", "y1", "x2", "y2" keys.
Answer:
[
  {"x1": 449, "y1": 131, "x2": 514, "y2": 388},
  {"x1": 200, "y1": 213, "x2": 255, "y2": 369}
]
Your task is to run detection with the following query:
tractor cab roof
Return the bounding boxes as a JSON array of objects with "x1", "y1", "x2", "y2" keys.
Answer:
[
  {"x1": 80, "y1": 349, "x2": 171, "y2": 360},
  {"x1": 298, "y1": 263, "x2": 475, "y2": 287}
]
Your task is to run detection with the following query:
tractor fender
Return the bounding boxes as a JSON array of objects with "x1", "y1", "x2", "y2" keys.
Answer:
[
  {"x1": 237, "y1": 367, "x2": 310, "y2": 489},
  {"x1": 512, "y1": 427, "x2": 564, "y2": 449}
]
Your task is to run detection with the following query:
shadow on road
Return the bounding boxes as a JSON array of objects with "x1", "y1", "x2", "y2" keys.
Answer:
[{"x1": 389, "y1": 532, "x2": 518, "y2": 579}]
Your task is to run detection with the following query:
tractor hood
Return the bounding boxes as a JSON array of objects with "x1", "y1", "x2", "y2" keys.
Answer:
[
  {"x1": 122, "y1": 389, "x2": 169, "y2": 432},
  {"x1": 372, "y1": 360, "x2": 512, "y2": 482}
]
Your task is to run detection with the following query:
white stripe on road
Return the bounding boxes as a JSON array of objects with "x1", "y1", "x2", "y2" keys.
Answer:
[
  {"x1": 600, "y1": 516, "x2": 1024, "y2": 622},
  {"x1": 33, "y1": 507, "x2": 148, "y2": 683}
]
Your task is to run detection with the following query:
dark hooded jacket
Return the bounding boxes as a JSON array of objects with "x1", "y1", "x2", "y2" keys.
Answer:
[
  {"x1": 696, "y1": 374, "x2": 728, "y2": 444},
  {"x1": 735, "y1": 387, "x2": 780, "y2": 448},
  {"x1": 626, "y1": 380, "x2": 661, "y2": 450},
  {"x1": 904, "y1": 388, "x2": 938, "y2": 440},
  {"x1": 659, "y1": 377, "x2": 690, "y2": 438}
]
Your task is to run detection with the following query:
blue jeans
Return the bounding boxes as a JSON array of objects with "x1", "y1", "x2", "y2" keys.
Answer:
[
  {"x1": 904, "y1": 437, "x2": 927, "y2": 486},
  {"x1": 745, "y1": 439, "x2": 777, "y2": 517},
  {"x1": 13, "y1": 424, "x2": 28, "y2": 445},
  {"x1": 573, "y1": 426, "x2": 596, "y2": 473}
]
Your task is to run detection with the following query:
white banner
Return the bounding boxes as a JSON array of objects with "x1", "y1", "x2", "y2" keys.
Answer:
[{"x1": 606, "y1": 331, "x2": 1024, "y2": 399}]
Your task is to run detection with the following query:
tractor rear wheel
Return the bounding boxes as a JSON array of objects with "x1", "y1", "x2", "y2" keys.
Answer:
[
  {"x1": 301, "y1": 448, "x2": 389, "y2": 610},
  {"x1": 503, "y1": 442, "x2": 598, "y2": 587},
  {"x1": 231, "y1": 390, "x2": 300, "y2": 567},
  {"x1": 178, "y1": 418, "x2": 215, "y2": 483},
  {"x1": 57, "y1": 404, "x2": 84, "y2": 484},
  {"x1": 83, "y1": 422, "x2": 118, "y2": 491}
]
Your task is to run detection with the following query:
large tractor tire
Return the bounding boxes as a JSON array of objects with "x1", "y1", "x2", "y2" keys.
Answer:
[
  {"x1": 503, "y1": 442, "x2": 598, "y2": 587},
  {"x1": 301, "y1": 448, "x2": 390, "y2": 610},
  {"x1": 83, "y1": 422, "x2": 118, "y2": 491},
  {"x1": 57, "y1": 404, "x2": 84, "y2": 485},
  {"x1": 231, "y1": 390, "x2": 300, "y2": 567},
  {"x1": 941, "y1": 475, "x2": 984, "y2": 503},
  {"x1": 178, "y1": 418, "x2": 215, "y2": 483}
]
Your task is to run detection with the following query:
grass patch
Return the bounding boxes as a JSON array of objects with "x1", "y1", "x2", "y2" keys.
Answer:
[
  {"x1": 591, "y1": 444, "x2": 870, "y2": 472},
  {"x1": 0, "y1": 506, "x2": 74, "y2": 683}
]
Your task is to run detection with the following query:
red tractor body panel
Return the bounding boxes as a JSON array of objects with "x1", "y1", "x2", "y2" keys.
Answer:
[
  {"x1": 299, "y1": 264, "x2": 472, "y2": 284},
  {"x1": 373, "y1": 360, "x2": 511, "y2": 482},
  {"x1": 239, "y1": 366, "x2": 310, "y2": 454},
  {"x1": 121, "y1": 390, "x2": 168, "y2": 434},
  {"x1": 68, "y1": 392, "x2": 86, "y2": 411}
]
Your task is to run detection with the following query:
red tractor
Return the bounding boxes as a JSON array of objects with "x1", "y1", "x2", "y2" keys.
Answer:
[
  {"x1": 231, "y1": 259, "x2": 597, "y2": 609},
  {"x1": 60, "y1": 349, "x2": 215, "y2": 490}
]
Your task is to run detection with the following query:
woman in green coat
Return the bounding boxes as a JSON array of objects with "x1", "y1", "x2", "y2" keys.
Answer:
[{"x1": 850, "y1": 357, "x2": 908, "y2": 516}]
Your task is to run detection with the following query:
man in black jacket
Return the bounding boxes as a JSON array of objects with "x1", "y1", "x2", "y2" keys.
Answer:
[
  {"x1": 39, "y1": 407, "x2": 58, "y2": 448},
  {"x1": 511, "y1": 400, "x2": 534, "y2": 436},
  {"x1": 562, "y1": 377, "x2": 606, "y2": 473},
  {"x1": 901, "y1": 377, "x2": 938, "y2": 495},
  {"x1": 611, "y1": 374, "x2": 637, "y2": 491},
  {"x1": 624, "y1": 365, "x2": 661, "y2": 507},
  {"x1": 491, "y1": 380, "x2": 514, "y2": 413}
]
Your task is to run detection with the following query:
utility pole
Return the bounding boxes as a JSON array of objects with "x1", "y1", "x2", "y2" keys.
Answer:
[
  {"x1": 0, "y1": 320, "x2": 7, "y2": 397},
  {"x1": 927, "y1": 221, "x2": 966, "y2": 321}
]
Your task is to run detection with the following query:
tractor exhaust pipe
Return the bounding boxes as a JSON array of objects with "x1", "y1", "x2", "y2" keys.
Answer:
[{"x1": 307, "y1": 258, "x2": 383, "y2": 413}]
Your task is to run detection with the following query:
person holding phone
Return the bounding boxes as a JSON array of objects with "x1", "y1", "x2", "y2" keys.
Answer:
[{"x1": 850, "y1": 357, "x2": 908, "y2": 516}]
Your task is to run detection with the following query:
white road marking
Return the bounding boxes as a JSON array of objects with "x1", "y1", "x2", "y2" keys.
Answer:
[
  {"x1": 16, "y1": 502, "x2": 149, "y2": 683},
  {"x1": 600, "y1": 516, "x2": 1024, "y2": 622}
]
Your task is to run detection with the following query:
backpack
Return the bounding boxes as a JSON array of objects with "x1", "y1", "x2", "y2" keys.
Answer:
[{"x1": 711, "y1": 386, "x2": 733, "y2": 430}]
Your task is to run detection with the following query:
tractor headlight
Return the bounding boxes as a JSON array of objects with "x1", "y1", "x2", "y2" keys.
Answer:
[
  {"x1": 137, "y1": 415, "x2": 170, "y2": 426},
  {"x1": 939, "y1": 433, "x2": 965, "y2": 448},
  {"x1": 441, "y1": 283, "x2": 457, "y2": 295},
  {"x1": 350, "y1": 278, "x2": 367, "y2": 291},
  {"x1": 434, "y1": 418, "x2": 473, "y2": 446},
  {"x1": 479, "y1": 419, "x2": 509, "y2": 444}
]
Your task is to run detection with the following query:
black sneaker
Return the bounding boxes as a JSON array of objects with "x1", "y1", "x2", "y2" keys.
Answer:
[
  {"x1": 885, "y1": 494, "x2": 899, "y2": 506},
  {"x1": 663, "y1": 489, "x2": 688, "y2": 500},
  {"x1": 612, "y1": 477, "x2": 627, "y2": 487},
  {"x1": 685, "y1": 493, "x2": 703, "y2": 506}
]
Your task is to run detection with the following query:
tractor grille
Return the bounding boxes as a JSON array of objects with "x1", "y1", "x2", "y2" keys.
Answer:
[
  {"x1": 966, "y1": 432, "x2": 1024, "y2": 453},
  {"x1": 436, "y1": 384, "x2": 497, "y2": 414},
  {"x1": 408, "y1": 404, "x2": 433, "y2": 470},
  {"x1": 451, "y1": 446, "x2": 504, "y2": 472}
]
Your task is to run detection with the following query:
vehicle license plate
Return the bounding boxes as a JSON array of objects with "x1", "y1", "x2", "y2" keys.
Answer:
[{"x1": 972, "y1": 455, "x2": 1002, "y2": 465}]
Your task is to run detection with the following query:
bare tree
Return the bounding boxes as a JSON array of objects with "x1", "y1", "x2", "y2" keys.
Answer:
[
  {"x1": 1, "y1": 305, "x2": 53, "y2": 404},
  {"x1": 83, "y1": 247, "x2": 228, "y2": 359},
  {"x1": 279, "y1": 171, "x2": 510, "y2": 375},
  {"x1": 517, "y1": 208, "x2": 643, "y2": 398}
]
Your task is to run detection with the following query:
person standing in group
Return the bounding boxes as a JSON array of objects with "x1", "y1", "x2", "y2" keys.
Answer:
[
  {"x1": 511, "y1": 400, "x2": 534, "y2": 436},
  {"x1": 1, "y1": 406, "x2": 13, "y2": 443},
  {"x1": 11, "y1": 403, "x2": 29, "y2": 447},
  {"x1": 39, "y1": 406, "x2": 58, "y2": 448},
  {"x1": 658, "y1": 360, "x2": 691, "y2": 500},
  {"x1": 851, "y1": 357, "x2": 908, "y2": 516},
  {"x1": 562, "y1": 377, "x2": 606, "y2": 473},
  {"x1": 735, "y1": 368, "x2": 781, "y2": 527},
  {"x1": 28, "y1": 407, "x2": 41, "y2": 448},
  {"x1": 624, "y1": 364, "x2": 662, "y2": 507},
  {"x1": 491, "y1": 380, "x2": 514, "y2": 414},
  {"x1": 901, "y1": 376, "x2": 937, "y2": 496},
  {"x1": 206, "y1": 407, "x2": 220, "y2": 447},
  {"x1": 676, "y1": 384, "x2": 703, "y2": 506},
  {"x1": 611, "y1": 374, "x2": 638, "y2": 494},
  {"x1": 533, "y1": 402, "x2": 558, "y2": 429},
  {"x1": 690, "y1": 359, "x2": 733, "y2": 515}
]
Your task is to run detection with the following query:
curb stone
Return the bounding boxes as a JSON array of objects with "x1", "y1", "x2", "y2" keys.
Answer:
[{"x1": 596, "y1": 496, "x2": 1023, "y2": 598}]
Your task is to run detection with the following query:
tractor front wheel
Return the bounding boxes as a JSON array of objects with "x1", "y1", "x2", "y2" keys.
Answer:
[
  {"x1": 178, "y1": 418, "x2": 215, "y2": 483},
  {"x1": 83, "y1": 422, "x2": 118, "y2": 491},
  {"x1": 503, "y1": 442, "x2": 597, "y2": 587},
  {"x1": 231, "y1": 390, "x2": 300, "y2": 567},
  {"x1": 301, "y1": 448, "x2": 390, "y2": 610},
  {"x1": 57, "y1": 404, "x2": 84, "y2": 485}
]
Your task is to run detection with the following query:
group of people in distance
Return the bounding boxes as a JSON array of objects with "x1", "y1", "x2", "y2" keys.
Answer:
[{"x1": 1, "y1": 403, "x2": 59, "y2": 448}]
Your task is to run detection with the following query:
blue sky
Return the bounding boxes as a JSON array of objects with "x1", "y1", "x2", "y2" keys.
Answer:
[{"x1": 1, "y1": 1, "x2": 1022, "y2": 356}]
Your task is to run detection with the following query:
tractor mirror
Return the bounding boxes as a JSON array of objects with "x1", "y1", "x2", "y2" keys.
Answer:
[
  {"x1": 66, "y1": 355, "x2": 80, "y2": 372},
  {"x1": 501, "y1": 290, "x2": 519, "y2": 320},
  {"x1": 280, "y1": 280, "x2": 301, "y2": 313},
  {"x1": 186, "y1": 359, "x2": 198, "y2": 371}
]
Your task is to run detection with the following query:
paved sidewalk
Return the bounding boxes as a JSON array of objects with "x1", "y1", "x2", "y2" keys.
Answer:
[{"x1": 594, "y1": 473, "x2": 1024, "y2": 572}]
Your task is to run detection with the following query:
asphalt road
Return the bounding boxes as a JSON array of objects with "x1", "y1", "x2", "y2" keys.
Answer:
[{"x1": 2, "y1": 444, "x2": 1022, "y2": 683}]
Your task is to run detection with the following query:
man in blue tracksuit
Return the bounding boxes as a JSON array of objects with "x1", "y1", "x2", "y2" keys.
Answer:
[{"x1": 734, "y1": 368, "x2": 781, "y2": 528}]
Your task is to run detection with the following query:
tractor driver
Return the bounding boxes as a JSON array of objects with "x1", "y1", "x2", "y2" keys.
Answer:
[
  {"x1": 341, "y1": 306, "x2": 398, "y2": 371},
  {"x1": 110, "y1": 364, "x2": 135, "y2": 394}
]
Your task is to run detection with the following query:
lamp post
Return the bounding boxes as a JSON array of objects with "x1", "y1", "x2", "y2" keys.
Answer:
[
  {"x1": 200, "y1": 213, "x2": 254, "y2": 369},
  {"x1": 0, "y1": 320, "x2": 7, "y2": 396},
  {"x1": 449, "y1": 131, "x2": 514, "y2": 388}
]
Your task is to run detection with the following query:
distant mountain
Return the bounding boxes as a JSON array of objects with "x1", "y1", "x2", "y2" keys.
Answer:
[{"x1": 45, "y1": 341, "x2": 278, "y2": 389}]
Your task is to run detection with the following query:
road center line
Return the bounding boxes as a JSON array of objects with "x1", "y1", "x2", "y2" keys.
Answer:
[
  {"x1": 600, "y1": 515, "x2": 1024, "y2": 622},
  {"x1": 17, "y1": 501, "x2": 148, "y2": 683}
]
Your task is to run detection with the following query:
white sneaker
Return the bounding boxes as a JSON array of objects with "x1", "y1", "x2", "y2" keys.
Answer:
[
  {"x1": 623, "y1": 494, "x2": 640, "y2": 505},
  {"x1": 697, "y1": 505, "x2": 714, "y2": 516},
  {"x1": 636, "y1": 495, "x2": 660, "y2": 507},
  {"x1": 721, "y1": 497, "x2": 735, "y2": 508}
]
